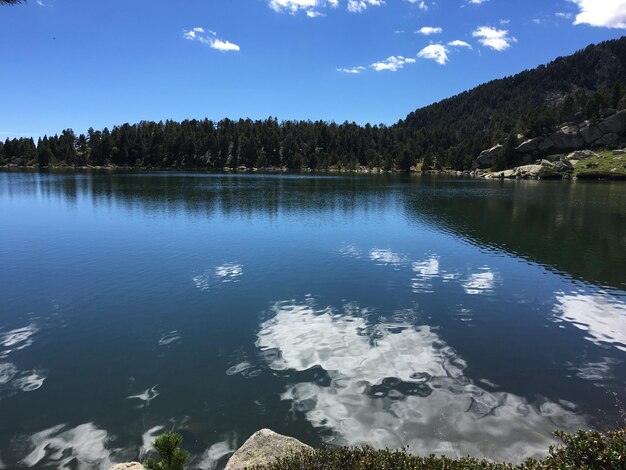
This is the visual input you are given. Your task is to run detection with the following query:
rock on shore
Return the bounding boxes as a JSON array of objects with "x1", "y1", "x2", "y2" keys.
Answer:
[
  {"x1": 225, "y1": 429, "x2": 312, "y2": 470},
  {"x1": 109, "y1": 463, "x2": 144, "y2": 470}
]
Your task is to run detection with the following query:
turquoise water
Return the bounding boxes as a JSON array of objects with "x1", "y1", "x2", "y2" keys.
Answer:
[{"x1": 0, "y1": 171, "x2": 624, "y2": 468}]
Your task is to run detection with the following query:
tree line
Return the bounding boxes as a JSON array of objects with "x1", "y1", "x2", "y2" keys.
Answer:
[{"x1": 2, "y1": 37, "x2": 626, "y2": 172}]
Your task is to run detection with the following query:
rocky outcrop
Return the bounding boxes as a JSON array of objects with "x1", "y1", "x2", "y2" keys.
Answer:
[
  {"x1": 225, "y1": 429, "x2": 312, "y2": 470},
  {"x1": 488, "y1": 159, "x2": 568, "y2": 179},
  {"x1": 109, "y1": 463, "x2": 145, "y2": 470},
  {"x1": 473, "y1": 110, "x2": 626, "y2": 172},
  {"x1": 520, "y1": 110, "x2": 625, "y2": 156},
  {"x1": 474, "y1": 144, "x2": 502, "y2": 169}
]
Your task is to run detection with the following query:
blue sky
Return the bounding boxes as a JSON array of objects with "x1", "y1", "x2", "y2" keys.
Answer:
[{"x1": 1, "y1": 0, "x2": 625, "y2": 139}]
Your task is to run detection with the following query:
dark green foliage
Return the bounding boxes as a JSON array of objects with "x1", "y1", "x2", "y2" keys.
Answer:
[
  {"x1": 254, "y1": 428, "x2": 626, "y2": 470},
  {"x1": 144, "y1": 432, "x2": 189, "y2": 470},
  {"x1": 494, "y1": 133, "x2": 519, "y2": 170},
  {"x1": 525, "y1": 428, "x2": 626, "y2": 469},
  {"x1": 3, "y1": 38, "x2": 626, "y2": 171},
  {"x1": 1, "y1": 0, "x2": 25, "y2": 4},
  {"x1": 253, "y1": 446, "x2": 516, "y2": 470}
]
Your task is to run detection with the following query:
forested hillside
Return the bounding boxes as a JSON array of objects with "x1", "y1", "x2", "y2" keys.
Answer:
[{"x1": 2, "y1": 37, "x2": 626, "y2": 171}]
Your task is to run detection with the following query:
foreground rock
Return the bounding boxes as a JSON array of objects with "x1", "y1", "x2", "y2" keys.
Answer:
[
  {"x1": 109, "y1": 463, "x2": 144, "y2": 470},
  {"x1": 225, "y1": 428, "x2": 312, "y2": 470}
]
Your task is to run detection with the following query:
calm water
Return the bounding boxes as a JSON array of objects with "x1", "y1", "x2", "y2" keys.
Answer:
[{"x1": 0, "y1": 171, "x2": 625, "y2": 468}]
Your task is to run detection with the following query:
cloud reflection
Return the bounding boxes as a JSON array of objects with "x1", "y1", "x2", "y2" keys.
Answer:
[
  {"x1": 21, "y1": 423, "x2": 118, "y2": 469},
  {"x1": 257, "y1": 300, "x2": 586, "y2": 462},
  {"x1": 193, "y1": 263, "x2": 243, "y2": 291},
  {"x1": 462, "y1": 270, "x2": 496, "y2": 295},
  {"x1": 369, "y1": 249, "x2": 409, "y2": 267},
  {"x1": 127, "y1": 385, "x2": 159, "y2": 408},
  {"x1": 0, "y1": 324, "x2": 38, "y2": 356},
  {"x1": 411, "y1": 256, "x2": 440, "y2": 293},
  {"x1": 554, "y1": 292, "x2": 626, "y2": 352},
  {"x1": 194, "y1": 435, "x2": 237, "y2": 470}
]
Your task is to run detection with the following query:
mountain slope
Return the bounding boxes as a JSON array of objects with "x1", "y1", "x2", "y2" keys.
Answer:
[{"x1": 400, "y1": 37, "x2": 626, "y2": 169}]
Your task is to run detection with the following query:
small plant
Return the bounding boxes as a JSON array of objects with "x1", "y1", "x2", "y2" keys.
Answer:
[
  {"x1": 524, "y1": 428, "x2": 626, "y2": 469},
  {"x1": 144, "y1": 431, "x2": 189, "y2": 470}
]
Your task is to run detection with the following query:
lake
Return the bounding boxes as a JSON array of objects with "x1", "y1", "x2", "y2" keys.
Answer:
[{"x1": 0, "y1": 170, "x2": 625, "y2": 469}]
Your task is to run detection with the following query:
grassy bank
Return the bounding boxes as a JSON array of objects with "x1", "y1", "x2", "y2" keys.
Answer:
[{"x1": 572, "y1": 150, "x2": 626, "y2": 179}]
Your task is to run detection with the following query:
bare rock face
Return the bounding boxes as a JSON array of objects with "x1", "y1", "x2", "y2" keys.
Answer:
[
  {"x1": 225, "y1": 429, "x2": 312, "y2": 470},
  {"x1": 580, "y1": 124, "x2": 603, "y2": 144},
  {"x1": 595, "y1": 133, "x2": 621, "y2": 146},
  {"x1": 109, "y1": 463, "x2": 145, "y2": 470},
  {"x1": 516, "y1": 138, "x2": 540, "y2": 153},
  {"x1": 598, "y1": 110, "x2": 626, "y2": 135},
  {"x1": 474, "y1": 144, "x2": 503, "y2": 169},
  {"x1": 549, "y1": 129, "x2": 584, "y2": 150}
]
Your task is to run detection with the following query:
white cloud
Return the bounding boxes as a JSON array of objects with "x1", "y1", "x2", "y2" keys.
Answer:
[
  {"x1": 370, "y1": 56, "x2": 416, "y2": 72},
  {"x1": 570, "y1": 0, "x2": 626, "y2": 28},
  {"x1": 448, "y1": 39, "x2": 472, "y2": 48},
  {"x1": 472, "y1": 26, "x2": 516, "y2": 51},
  {"x1": 347, "y1": 0, "x2": 384, "y2": 13},
  {"x1": 417, "y1": 26, "x2": 443, "y2": 35},
  {"x1": 468, "y1": 0, "x2": 488, "y2": 4},
  {"x1": 556, "y1": 12, "x2": 573, "y2": 19},
  {"x1": 337, "y1": 66, "x2": 366, "y2": 74},
  {"x1": 183, "y1": 28, "x2": 240, "y2": 52},
  {"x1": 210, "y1": 39, "x2": 241, "y2": 52},
  {"x1": 269, "y1": 0, "x2": 338, "y2": 16},
  {"x1": 406, "y1": 0, "x2": 428, "y2": 9},
  {"x1": 417, "y1": 44, "x2": 449, "y2": 65}
]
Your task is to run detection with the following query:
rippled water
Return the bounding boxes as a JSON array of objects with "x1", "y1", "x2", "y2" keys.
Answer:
[{"x1": 0, "y1": 171, "x2": 624, "y2": 468}]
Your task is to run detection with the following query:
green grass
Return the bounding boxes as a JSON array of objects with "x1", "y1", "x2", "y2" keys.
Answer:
[{"x1": 572, "y1": 150, "x2": 626, "y2": 179}]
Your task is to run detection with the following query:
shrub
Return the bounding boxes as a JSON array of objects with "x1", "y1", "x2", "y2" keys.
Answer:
[
  {"x1": 144, "y1": 431, "x2": 189, "y2": 470},
  {"x1": 253, "y1": 428, "x2": 626, "y2": 470}
]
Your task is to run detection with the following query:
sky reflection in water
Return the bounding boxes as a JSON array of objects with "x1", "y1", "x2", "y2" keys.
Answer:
[{"x1": 0, "y1": 172, "x2": 625, "y2": 468}]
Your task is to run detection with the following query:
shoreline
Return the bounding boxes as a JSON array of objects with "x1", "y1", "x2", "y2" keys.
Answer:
[{"x1": 2, "y1": 164, "x2": 625, "y2": 180}]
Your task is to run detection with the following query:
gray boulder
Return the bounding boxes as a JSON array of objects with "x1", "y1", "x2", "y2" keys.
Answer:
[
  {"x1": 516, "y1": 138, "x2": 541, "y2": 153},
  {"x1": 580, "y1": 125, "x2": 603, "y2": 144},
  {"x1": 554, "y1": 159, "x2": 573, "y2": 172},
  {"x1": 594, "y1": 133, "x2": 621, "y2": 146},
  {"x1": 538, "y1": 137, "x2": 555, "y2": 152},
  {"x1": 109, "y1": 464, "x2": 145, "y2": 470},
  {"x1": 549, "y1": 130, "x2": 584, "y2": 150},
  {"x1": 598, "y1": 110, "x2": 626, "y2": 135},
  {"x1": 474, "y1": 144, "x2": 502, "y2": 169},
  {"x1": 565, "y1": 150, "x2": 598, "y2": 161},
  {"x1": 225, "y1": 429, "x2": 312, "y2": 470}
]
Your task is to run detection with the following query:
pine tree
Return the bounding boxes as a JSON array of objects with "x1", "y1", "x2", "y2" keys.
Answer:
[{"x1": 144, "y1": 432, "x2": 189, "y2": 470}]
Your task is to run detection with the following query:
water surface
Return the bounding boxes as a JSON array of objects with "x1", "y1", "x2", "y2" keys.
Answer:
[{"x1": 0, "y1": 171, "x2": 624, "y2": 468}]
